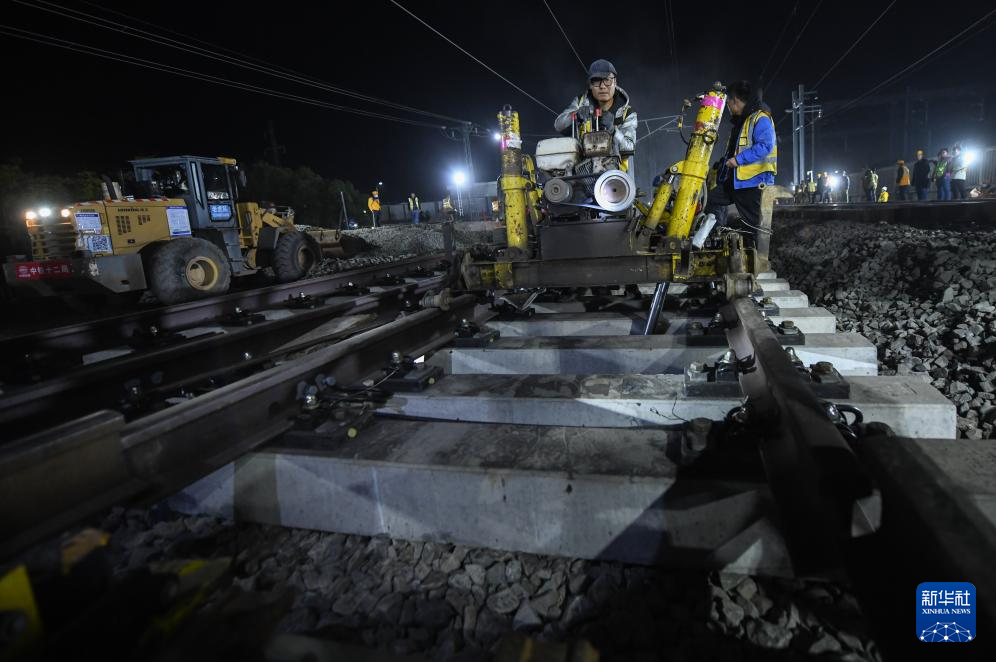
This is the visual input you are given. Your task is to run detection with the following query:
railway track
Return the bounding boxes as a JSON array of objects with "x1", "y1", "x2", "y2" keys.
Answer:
[{"x1": 2, "y1": 261, "x2": 994, "y2": 653}]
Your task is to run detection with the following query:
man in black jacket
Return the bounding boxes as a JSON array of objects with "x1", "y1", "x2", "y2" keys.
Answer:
[{"x1": 911, "y1": 149, "x2": 931, "y2": 201}]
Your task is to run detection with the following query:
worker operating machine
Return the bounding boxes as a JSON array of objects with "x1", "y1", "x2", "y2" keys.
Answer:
[{"x1": 461, "y1": 82, "x2": 787, "y2": 331}]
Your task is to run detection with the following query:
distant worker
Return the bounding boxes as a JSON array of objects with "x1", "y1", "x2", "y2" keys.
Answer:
[
  {"x1": 862, "y1": 168, "x2": 879, "y2": 202},
  {"x1": 878, "y1": 186, "x2": 889, "y2": 203},
  {"x1": 367, "y1": 190, "x2": 381, "y2": 228},
  {"x1": 408, "y1": 192, "x2": 421, "y2": 225},
  {"x1": 703, "y1": 79, "x2": 776, "y2": 246},
  {"x1": 554, "y1": 59, "x2": 638, "y2": 170},
  {"x1": 933, "y1": 148, "x2": 951, "y2": 201},
  {"x1": 896, "y1": 160, "x2": 911, "y2": 201},
  {"x1": 807, "y1": 176, "x2": 817, "y2": 204},
  {"x1": 840, "y1": 170, "x2": 851, "y2": 203},
  {"x1": 912, "y1": 149, "x2": 931, "y2": 201},
  {"x1": 951, "y1": 145, "x2": 969, "y2": 200},
  {"x1": 820, "y1": 172, "x2": 832, "y2": 203}
]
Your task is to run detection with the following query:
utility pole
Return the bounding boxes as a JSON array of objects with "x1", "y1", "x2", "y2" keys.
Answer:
[
  {"x1": 460, "y1": 122, "x2": 475, "y2": 185},
  {"x1": 785, "y1": 84, "x2": 821, "y2": 185},
  {"x1": 266, "y1": 120, "x2": 284, "y2": 167}
]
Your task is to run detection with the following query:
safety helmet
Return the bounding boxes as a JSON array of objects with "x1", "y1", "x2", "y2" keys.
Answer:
[
  {"x1": 882, "y1": 186, "x2": 888, "y2": 190},
  {"x1": 372, "y1": 190, "x2": 379, "y2": 196},
  {"x1": 897, "y1": 160, "x2": 905, "y2": 165}
]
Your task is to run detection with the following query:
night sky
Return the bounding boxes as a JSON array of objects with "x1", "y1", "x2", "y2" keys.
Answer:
[{"x1": 3, "y1": 1, "x2": 995, "y2": 201}]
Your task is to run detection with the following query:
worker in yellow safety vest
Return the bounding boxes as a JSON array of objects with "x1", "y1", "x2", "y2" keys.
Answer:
[
  {"x1": 367, "y1": 190, "x2": 381, "y2": 228},
  {"x1": 704, "y1": 80, "x2": 777, "y2": 246},
  {"x1": 878, "y1": 186, "x2": 890, "y2": 203},
  {"x1": 408, "y1": 192, "x2": 421, "y2": 225}
]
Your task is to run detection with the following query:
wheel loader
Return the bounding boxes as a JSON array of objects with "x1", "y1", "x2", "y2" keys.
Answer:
[{"x1": 3, "y1": 156, "x2": 321, "y2": 304}]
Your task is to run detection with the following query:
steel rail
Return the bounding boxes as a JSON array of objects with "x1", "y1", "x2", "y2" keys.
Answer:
[
  {"x1": 0, "y1": 294, "x2": 476, "y2": 557},
  {"x1": 0, "y1": 254, "x2": 449, "y2": 360},
  {"x1": 722, "y1": 296, "x2": 874, "y2": 577},
  {"x1": 0, "y1": 275, "x2": 448, "y2": 439}
]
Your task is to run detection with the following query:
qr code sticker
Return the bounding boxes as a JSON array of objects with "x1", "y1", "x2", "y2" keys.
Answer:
[{"x1": 86, "y1": 234, "x2": 112, "y2": 253}]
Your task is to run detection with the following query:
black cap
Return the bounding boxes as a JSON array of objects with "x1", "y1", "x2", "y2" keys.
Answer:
[{"x1": 588, "y1": 59, "x2": 616, "y2": 79}]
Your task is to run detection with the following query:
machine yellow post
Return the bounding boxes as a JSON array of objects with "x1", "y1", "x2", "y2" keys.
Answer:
[
  {"x1": 497, "y1": 107, "x2": 529, "y2": 260},
  {"x1": 664, "y1": 86, "x2": 727, "y2": 238}
]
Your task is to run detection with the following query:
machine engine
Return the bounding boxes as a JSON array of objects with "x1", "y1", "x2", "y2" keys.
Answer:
[{"x1": 535, "y1": 129, "x2": 636, "y2": 221}]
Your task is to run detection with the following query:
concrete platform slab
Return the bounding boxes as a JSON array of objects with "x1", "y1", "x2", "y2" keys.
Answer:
[
  {"x1": 488, "y1": 308, "x2": 836, "y2": 337},
  {"x1": 435, "y1": 333, "x2": 877, "y2": 376},
  {"x1": 170, "y1": 420, "x2": 794, "y2": 574},
  {"x1": 378, "y1": 374, "x2": 955, "y2": 439}
]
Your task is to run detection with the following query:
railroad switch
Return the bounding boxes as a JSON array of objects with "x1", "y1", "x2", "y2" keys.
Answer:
[
  {"x1": 453, "y1": 319, "x2": 500, "y2": 347},
  {"x1": 683, "y1": 351, "x2": 743, "y2": 397},
  {"x1": 286, "y1": 292, "x2": 319, "y2": 309},
  {"x1": 219, "y1": 306, "x2": 265, "y2": 327},
  {"x1": 336, "y1": 281, "x2": 370, "y2": 297}
]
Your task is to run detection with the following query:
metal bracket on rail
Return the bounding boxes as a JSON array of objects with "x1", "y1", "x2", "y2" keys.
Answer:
[
  {"x1": 379, "y1": 351, "x2": 443, "y2": 393},
  {"x1": 285, "y1": 292, "x2": 319, "y2": 309},
  {"x1": 127, "y1": 325, "x2": 184, "y2": 350},
  {"x1": 219, "y1": 306, "x2": 265, "y2": 327},
  {"x1": 335, "y1": 281, "x2": 370, "y2": 297},
  {"x1": 784, "y1": 349, "x2": 851, "y2": 398},
  {"x1": 682, "y1": 350, "x2": 744, "y2": 397},
  {"x1": 453, "y1": 318, "x2": 500, "y2": 347}
]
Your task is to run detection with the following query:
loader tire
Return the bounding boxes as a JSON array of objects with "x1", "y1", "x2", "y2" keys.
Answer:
[
  {"x1": 148, "y1": 237, "x2": 231, "y2": 305},
  {"x1": 272, "y1": 231, "x2": 318, "y2": 283}
]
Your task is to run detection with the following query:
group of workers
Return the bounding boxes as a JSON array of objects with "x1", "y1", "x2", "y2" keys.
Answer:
[
  {"x1": 365, "y1": 190, "x2": 423, "y2": 227},
  {"x1": 793, "y1": 145, "x2": 975, "y2": 205}
]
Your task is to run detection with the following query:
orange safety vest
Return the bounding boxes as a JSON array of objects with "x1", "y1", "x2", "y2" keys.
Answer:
[{"x1": 897, "y1": 166, "x2": 910, "y2": 187}]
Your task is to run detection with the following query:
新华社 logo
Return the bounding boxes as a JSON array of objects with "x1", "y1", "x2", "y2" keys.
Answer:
[{"x1": 917, "y1": 582, "x2": 975, "y2": 642}]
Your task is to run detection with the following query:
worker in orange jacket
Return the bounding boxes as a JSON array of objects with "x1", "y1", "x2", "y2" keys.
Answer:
[
  {"x1": 367, "y1": 190, "x2": 381, "y2": 228},
  {"x1": 896, "y1": 160, "x2": 911, "y2": 201}
]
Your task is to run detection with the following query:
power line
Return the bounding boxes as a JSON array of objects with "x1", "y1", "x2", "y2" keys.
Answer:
[
  {"x1": 766, "y1": 0, "x2": 824, "y2": 86},
  {"x1": 388, "y1": 0, "x2": 558, "y2": 115},
  {"x1": 665, "y1": 0, "x2": 681, "y2": 92},
  {"x1": 0, "y1": 24, "x2": 449, "y2": 129},
  {"x1": 542, "y1": 0, "x2": 586, "y2": 73},
  {"x1": 758, "y1": 1, "x2": 798, "y2": 84},
  {"x1": 16, "y1": 0, "x2": 473, "y2": 126},
  {"x1": 811, "y1": 0, "x2": 897, "y2": 89},
  {"x1": 797, "y1": 8, "x2": 996, "y2": 134}
]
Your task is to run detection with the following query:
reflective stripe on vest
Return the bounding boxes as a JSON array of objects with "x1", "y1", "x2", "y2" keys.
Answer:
[
  {"x1": 408, "y1": 197, "x2": 419, "y2": 210},
  {"x1": 735, "y1": 110, "x2": 777, "y2": 181}
]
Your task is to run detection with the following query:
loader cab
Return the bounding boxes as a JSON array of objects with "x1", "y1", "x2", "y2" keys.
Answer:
[{"x1": 130, "y1": 156, "x2": 243, "y2": 231}]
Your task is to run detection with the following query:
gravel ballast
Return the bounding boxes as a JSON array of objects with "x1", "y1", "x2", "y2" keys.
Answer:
[
  {"x1": 771, "y1": 219, "x2": 996, "y2": 440},
  {"x1": 99, "y1": 507, "x2": 883, "y2": 661}
]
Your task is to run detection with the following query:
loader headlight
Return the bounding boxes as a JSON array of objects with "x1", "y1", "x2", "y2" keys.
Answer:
[
  {"x1": 38, "y1": 207, "x2": 52, "y2": 218},
  {"x1": 60, "y1": 208, "x2": 71, "y2": 218},
  {"x1": 964, "y1": 150, "x2": 979, "y2": 167},
  {"x1": 25, "y1": 210, "x2": 38, "y2": 221}
]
